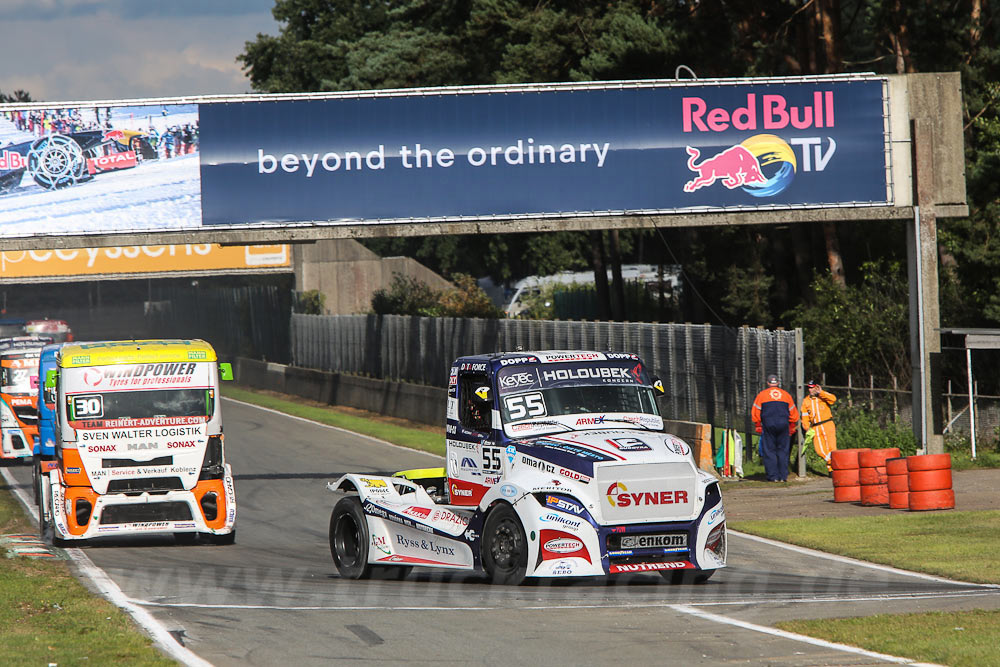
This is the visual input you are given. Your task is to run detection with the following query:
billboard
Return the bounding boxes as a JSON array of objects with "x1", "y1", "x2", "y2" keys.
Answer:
[
  {"x1": 0, "y1": 244, "x2": 289, "y2": 282},
  {"x1": 0, "y1": 76, "x2": 890, "y2": 241}
]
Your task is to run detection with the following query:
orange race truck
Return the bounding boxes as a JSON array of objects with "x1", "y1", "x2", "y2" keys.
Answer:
[
  {"x1": 37, "y1": 339, "x2": 236, "y2": 545},
  {"x1": 0, "y1": 337, "x2": 51, "y2": 461}
]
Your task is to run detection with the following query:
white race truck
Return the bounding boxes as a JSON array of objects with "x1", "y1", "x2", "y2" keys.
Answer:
[
  {"x1": 328, "y1": 350, "x2": 725, "y2": 584},
  {"x1": 38, "y1": 339, "x2": 236, "y2": 545}
]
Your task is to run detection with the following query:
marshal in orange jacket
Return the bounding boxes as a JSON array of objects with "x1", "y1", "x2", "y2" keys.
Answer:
[
  {"x1": 801, "y1": 387, "x2": 838, "y2": 467},
  {"x1": 751, "y1": 386, "x2": 799, "y2": 433}
]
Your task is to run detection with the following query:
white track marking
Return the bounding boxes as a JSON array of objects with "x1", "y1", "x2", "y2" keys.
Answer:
[
  {"x1": 0, "y1": 466, "x2": 212, "y2": 667},
  {"x1": 131, "y1": 586, "x2": 999, "y2": 611},
  {"x1": 670, "y1": 604, "x2": 945, "y2": 666},
  {"x1": 222, "y1": 396, "x2": 443, "y2": 459},
  {"x1": 730, "y1": 529, "x2": 1000, "y2": 587}
]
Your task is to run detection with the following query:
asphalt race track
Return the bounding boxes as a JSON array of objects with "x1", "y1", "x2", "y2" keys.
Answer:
[{"x1": 5, "y1": 397, "x2": 999, "y2": 666}]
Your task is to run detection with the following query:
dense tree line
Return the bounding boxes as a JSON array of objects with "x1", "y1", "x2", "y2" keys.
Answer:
[{"x1": 233, "y1": 2, "x2": 995, "y2": 386}]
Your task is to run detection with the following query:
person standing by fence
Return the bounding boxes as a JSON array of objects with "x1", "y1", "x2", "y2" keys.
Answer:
[
  {"x1": 751, "y1": 374, "x2": 800, "y2": 482},
  {"x1": 800, "y1": 380, "x2": 837, "y2": 472}
]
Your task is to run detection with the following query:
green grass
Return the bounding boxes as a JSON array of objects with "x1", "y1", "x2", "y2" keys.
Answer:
[
  {"x1": 731, "y1": 510, "x2": 1000, "y2": 584},
  {"x1": 0, "y1": 488, "x2": 175, "y2": 666},
  {"x1": 222, "y1": 385, "x2": 445, "y2": 456},
  {"x1": 778, "y1": 609, "x2": 1000, "y2": 667}
]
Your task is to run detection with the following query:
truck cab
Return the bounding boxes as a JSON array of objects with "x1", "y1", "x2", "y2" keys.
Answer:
[
  {"x1": 38, "y1": 339, "x2": 236, "y2": 545},
  {"x1": 329, "y1": 350, "x2": 725, "y2": 585},
  {"x1": 0, "y1": 337, "x2": 51, "y2": 460}
]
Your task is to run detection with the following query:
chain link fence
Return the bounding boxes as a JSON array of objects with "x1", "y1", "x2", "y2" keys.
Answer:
[
  {"x1": 822, "y1": 381, "x2": 1000, "y2": 443},
  {"x1": 291, "y1": 314, "x2": 799, "y2": 430}
]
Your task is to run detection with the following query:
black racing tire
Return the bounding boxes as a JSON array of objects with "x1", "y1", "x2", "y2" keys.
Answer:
[
  {"x1": 32, "y1": 456, "x2": 40, "y2": 506},
  {"x1": 481, "y1": 503, "x2": 528, "y2": 585},
  {"x1": 174, "y1": 533, "x2": 197, "y2": 545},
  {"x1": 27, "y1": 134, "x2": 88, "y2": 189},
  {"x1": 663, "y1": 568, "x2": 715, "y2": 584},
  {"x1": 36, "y1": 474, "x2": 47, "y2": 540},
  {"x1": 329, "y1": 496, "x2": 373, "y2": 579}
]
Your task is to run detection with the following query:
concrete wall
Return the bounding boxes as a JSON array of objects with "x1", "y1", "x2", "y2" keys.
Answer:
[
  {"x1": 293, "y1": 239, "x2": 454, "y2": 315},
  {"x1": 887, "y1": 72, "x2": 968, "y2": 213},
  {"x1": 235, "y1": 357, "x2": 447, "y2": 426}
]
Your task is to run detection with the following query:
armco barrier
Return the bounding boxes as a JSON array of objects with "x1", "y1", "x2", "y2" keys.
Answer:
[
  {"x1": 234, "y1": 357, "x2": 446, "y2": 426},
  {"x1": 906, "y1": 453, "x2": 955, "y2": 510},
  {"x1": 234, "y1": 358, "x2": 720, "y2": 474}
]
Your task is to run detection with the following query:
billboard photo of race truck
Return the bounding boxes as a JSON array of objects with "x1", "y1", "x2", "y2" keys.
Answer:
[{"x1": 0, "y1": 104, "x2": 200, "y2": 237}]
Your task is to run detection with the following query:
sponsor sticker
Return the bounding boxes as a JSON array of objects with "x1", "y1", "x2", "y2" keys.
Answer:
[
  {"x1": 609, "y1": 561, "x2": 692, "y2": 573},
  {"x1": 544, "y1": 537, "x2": 584, "y2": 553},
  {"x1": 621, "y1": 533, "x2": 687, "y2": 549}
]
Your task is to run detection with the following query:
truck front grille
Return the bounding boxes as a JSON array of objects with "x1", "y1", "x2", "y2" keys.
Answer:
[
  {"x1": 106, "y1": 477, "x2": 185, "y2": 495},
  {"x1": 99, "y1": 501, "x2": 192, "y2": 524}
]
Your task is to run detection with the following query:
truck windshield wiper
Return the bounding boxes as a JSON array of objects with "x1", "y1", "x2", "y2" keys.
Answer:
[
  {"x1": 509, "y1": 420, "x2": 578, "y2": 432},
  {"x1": 592, "y1": 417, "x2": 660, "y2": 431}
]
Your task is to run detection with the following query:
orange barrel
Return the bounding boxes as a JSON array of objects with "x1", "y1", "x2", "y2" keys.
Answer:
[
  {"x1": 906, "y1": 454, "x2": 955, "y2": 510},
  {"x1": 886, "y1": 457, "x2": 909, "y2": 509},
  {"x1": 830, "y1": 448, "x2": 868, "y2": 503},
  {"x1": 857, "y1": 448, "x2": 899, "y2": 506}
]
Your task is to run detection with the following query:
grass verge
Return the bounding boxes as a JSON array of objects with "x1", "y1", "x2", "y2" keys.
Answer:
[
  {"x1": 777, "y1": 609, "x2": 1000, "y2": 667},
  {"x1": 0, "y1": 480, "x2": 174, "y2": 666},
  {"x1": 730, "y1": 511, "x2": 1000, "y2": 584},
  {"x1": 222, "y1": 385, "x2": 445, "y2": 456}
]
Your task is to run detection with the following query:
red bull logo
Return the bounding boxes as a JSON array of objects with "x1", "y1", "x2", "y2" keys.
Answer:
[
  {"x1": 682, "y1": 92, "x2": 835, "y2": 133},
  {"x1": 0, "y1": 150, "x2": 26, "y2": 170},
  {"x1": 102, "y1": 129, "x2": 127, "y2": 143},
  {"x1": 683, "y1": 145, "x2": 766, "y2": 193},
  {"x1": 684, "y1": 134, "x2": 797, "y2": 197}
]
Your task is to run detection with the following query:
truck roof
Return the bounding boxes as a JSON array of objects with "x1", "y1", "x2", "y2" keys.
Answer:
[
  {"x1": 59, "y1": 339, "x2": 217, "y2": 367},
  {"x1": 456, "y1": 350, "x2": 641, "y2": 368}
]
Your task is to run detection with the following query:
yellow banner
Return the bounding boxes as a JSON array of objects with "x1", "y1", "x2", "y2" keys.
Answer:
[{"x1": 0, "y1": 244, "x2": 290, "y2": 279}]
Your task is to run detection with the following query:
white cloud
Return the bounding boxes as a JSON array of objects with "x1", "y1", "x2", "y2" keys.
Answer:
[{"x1": 0, "y1": 3, "x2": 277, "y2": 102}]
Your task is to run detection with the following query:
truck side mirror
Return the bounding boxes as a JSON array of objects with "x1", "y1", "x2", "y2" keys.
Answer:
[
  {"x1": 651, "y1": 377, "x2": 665, "y2": 394},
  {"x1": 219, "y1": 363, "x2": 234, "y2": 381},
  {"x1": 45, "y1": 369, "x2": 57, "y2": 389}
]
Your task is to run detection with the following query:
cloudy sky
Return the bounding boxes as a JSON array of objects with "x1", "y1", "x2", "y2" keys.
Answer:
[{"x1": 0, "y1": 0, "x2": 280, "y2": 103}]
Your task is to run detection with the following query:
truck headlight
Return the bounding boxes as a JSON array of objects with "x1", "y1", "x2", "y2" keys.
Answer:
[{"x1": 199, "y1": 435, "x2": 224, "y2": 480}]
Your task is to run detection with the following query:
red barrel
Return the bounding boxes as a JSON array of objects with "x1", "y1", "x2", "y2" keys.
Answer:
[
  {"x1": 830, "y1": 448, "x2": 868, "y2": 503},
  {"x1": 858, "y1": 448, "x2": 899, "y2": 506},
  {"x1": 907, "y1": 454, "x2": 954, "y2": 511},
  {"x1": 886, "y1": 457, "x2": 909, "y2": 509}
]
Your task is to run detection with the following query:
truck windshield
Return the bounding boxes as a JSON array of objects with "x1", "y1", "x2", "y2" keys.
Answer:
[
  {"x1": 500, "y1": 384, "x2": 659, "y2": 423},
  {"x1": 67, "y1": 388, "x2": 214, "y2": 421},
  {"x1": 1, "y1": 359, "x2": 39, "y2": 395}
]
